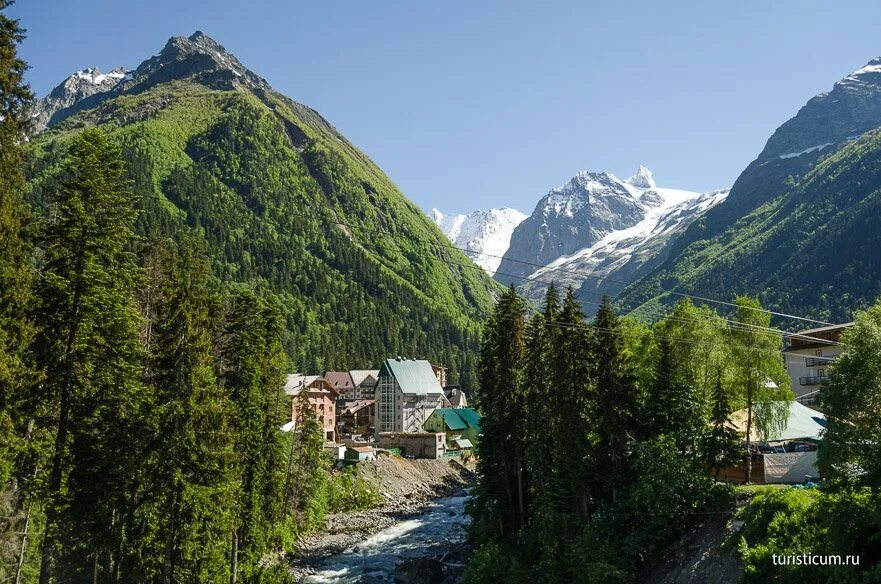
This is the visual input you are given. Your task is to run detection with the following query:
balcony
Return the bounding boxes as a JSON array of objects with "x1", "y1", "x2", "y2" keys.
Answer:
[
  {"x1": 804, "y1": 356, "x2": 836, "y2": 367},
  {"x1": 799, "y1": 375, "x2": 831, "y2": 386}
]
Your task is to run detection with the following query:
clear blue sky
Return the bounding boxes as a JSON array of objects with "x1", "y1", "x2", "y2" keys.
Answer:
[{"x1": 10, "y1": 1, "x2": 881, "y2": 214}]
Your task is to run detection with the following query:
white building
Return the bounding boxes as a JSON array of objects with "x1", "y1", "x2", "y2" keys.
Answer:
[
  {"x1": 783, "y1": 322, "x2": 853, "y2": 406},
  {"x1": 375, "y1": 358, "x2": 446, "y2": 434}
]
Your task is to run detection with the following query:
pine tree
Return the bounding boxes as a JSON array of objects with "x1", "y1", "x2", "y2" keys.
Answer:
[
  {"x1": 34, "y1": 128, "x2": 145, "y2": 582},
  {"x1": 218, "y1": 289, "x2": 291, "y2": 579},
  {"x1": 643, "y1": 336, "x2": 702, "y2": 453},
  {"x1": 590, "y1": 296, "x2": 639, "y2": 504},
  {"x1": 137, "y1": 234, "x2": 237, "y2": 583},
  {"x1": 702, "y1": 371, "x2": 741, "y2": 480},
  {"x1": 284, "y1": 392, "x2": 328, "y2": 532},
  {"x1": 0, "y1": 0, "x2": 36, "y2": 489},
  {"x1": 473, "y1": 285, "x2": 527, "y2": 540}
]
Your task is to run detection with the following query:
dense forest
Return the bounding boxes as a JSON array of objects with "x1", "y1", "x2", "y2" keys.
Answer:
[
  {"x1": 467, "y1": 285, "x2": 881, "y2": 582},
  {"x1": 0, "y1": 9, "x2": 378, "y2": 583},
  {"x1": 23, "y1": 31, "x2": 501, "y2": 389},
  {"x1": 617, "y1": 125, "x2": 881, "y2": 326}
]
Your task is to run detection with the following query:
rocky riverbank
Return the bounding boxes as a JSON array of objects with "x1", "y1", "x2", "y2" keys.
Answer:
[{"x1": 292, "y1": 456, "x2": 475, "y2": 582}]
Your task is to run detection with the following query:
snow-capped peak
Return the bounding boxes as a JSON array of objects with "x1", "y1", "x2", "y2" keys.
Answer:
[
  {"x1": 430, "y1": 207, "x2": 527, "y2": 275},
  {"x1": 74, "y1": 67, "x2": 127, "y2": 85},
  {"x1": 626, "y1": 165, "x2": 656, "y2": 189}
]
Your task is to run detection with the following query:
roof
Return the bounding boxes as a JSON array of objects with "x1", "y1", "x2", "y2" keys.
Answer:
[
  {"x1": 347, "y1": 445, "x2": 375, "y2": 453},
  {"x1": 444, "y1": 386, "x2": 468, "y2": 408},
  {"x1": 729, "y1": 401, "x2": 827, "y2": 442},
  {"x1": 284, "y1": 374, "x2": 337, "y2": 397},
  {"x1": 429, "y1": 408, "x2": 482, "y2": 433},
  {"x1": 324, "y1": 371, "x2": 354, "y2": 391},
  {"x1": 340, "y1": 399, "x2": 375, "y2": 415},
  {"x1": 350, "y1": 369, "x2": 380, "y2": 386},
  {"x1": 454, "y1": 438, "x2": 473, "y2": 449},
  {"x1": 795, "y1": 322, "x2": 855, "y2": 336},
  {"x1": 381, "y1": 358, "x2": 444, "y2": 395}
]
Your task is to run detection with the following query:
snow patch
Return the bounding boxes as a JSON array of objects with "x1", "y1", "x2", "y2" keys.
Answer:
[
  {"x1": 778, "y1": 142, "x2": 833, "y2": 159},
  {"x1": 430, "y1": 208, "x2": 527, "y2": 275}
]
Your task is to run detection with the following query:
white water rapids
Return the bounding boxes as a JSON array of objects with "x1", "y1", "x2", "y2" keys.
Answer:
[{"x1": 302, "y1": 492, "x2": 470, "y2": 583}]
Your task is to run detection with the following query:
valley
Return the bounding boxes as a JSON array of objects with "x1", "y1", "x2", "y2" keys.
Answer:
[{"x1": 3, "y1": 4, "x2": 881, "y2": 584}]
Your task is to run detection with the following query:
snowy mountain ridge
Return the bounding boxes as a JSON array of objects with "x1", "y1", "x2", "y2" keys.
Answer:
[
  {"x1": 430, "y1": 207, "x2": 527, "y2": 275},
  {"x1": 474, "y1": 166, "x2": 731, "y2": 301}
]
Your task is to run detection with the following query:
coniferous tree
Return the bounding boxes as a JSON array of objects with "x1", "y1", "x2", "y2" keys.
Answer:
[
  {"x1": 643, "y1": 336, "x2": 702, "y2": 453},
  {"x1": 137, "y1": 235, "x2": 237, "y2": 583},
  {"x1": 34, "y1": 128, "x2": 144, "y2": 582},
  {"x1": 590, "y1": 296, "x2": 639, "y2": 504},
  {"x1": 284, "y1": 393, "x2": 327, "y2": 532},
  {"x1": 523, "y1": 285, "x2": 559, "y2": 529},
  {"x1": 556, "y1": 288, "x2": 594, "y2": 517},
  {"x1": 472, "y1": 285, "x2": 527, "y2": 540},
  {"x1": 218, "y1": 289, "x2": 291, "y2": 579},
  {"x1": 702, "y1": 371, "x2": 741, "y2": 480},
  {"x1": 0, "y1": 0, "x2": 35, "y2": 489}
]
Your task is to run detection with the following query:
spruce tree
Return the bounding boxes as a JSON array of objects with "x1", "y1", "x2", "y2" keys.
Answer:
[
  {"x1": 556, "y1": 288, "x2": 593, "y2": 517},
  {"x1": 218, "y1": 289, "x2": 291, "y2": 578},
  {"x1": 284, "y1": 392, "x2": 328, "y2": 533},
  {"x1": 590, "y1": 296, "x2": 639, "y2": 504},
  {"x1": 702, "y1": 371, "x2": 741, "y2": 480},
  {"x1": 34, "y1": 128, "x2": 144, "y2": 582},
  {"x1": 0, "y1": 0, "x2": 35, "y2": 489},
  {"x1": 137, "y1": 235, "x2": 237, "y2": 583},
  {"x1": 473, "y1": 285, "x2": 526, "y2": 540},
  {"x1": 643, "y1": 336, "x2": 702, "y2": 453}
]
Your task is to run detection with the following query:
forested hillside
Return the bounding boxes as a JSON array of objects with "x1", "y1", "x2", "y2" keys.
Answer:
[
  {"x1": 619, "y1": 128, "x2": 881, "y2": 323},
  {"x1": 618, "y1": 58, "x2": 881, "y2": 323},
  {"x1": 25, "y1": 32, "x2": 500, "y2": 385}
]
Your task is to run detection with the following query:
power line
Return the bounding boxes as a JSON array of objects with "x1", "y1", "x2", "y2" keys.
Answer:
[
  {"x1": 326, "y1": 218, "x2": 837, "y2": 327},
  {"x1": 336, "y1": 224, "x2": 842, "y2": 347}
]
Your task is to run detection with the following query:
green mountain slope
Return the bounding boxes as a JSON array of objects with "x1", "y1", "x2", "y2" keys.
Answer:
[
  {"x1": 619, "y1": 58, "x2": 881, "y2": 323},
  {"x1": 25, "y1": 33, "x2": 499, "y2": 381},
  {"x1": 620, "y1": 129, "x2": 881, "y2": 323}
]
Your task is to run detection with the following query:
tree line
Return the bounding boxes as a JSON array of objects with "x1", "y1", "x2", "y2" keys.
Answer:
[
  {"x1": 467, "y1": 285, "x2": 792, "y2": 582},
  {"x1": 0, "y1": 7, "x2": 343, "y2": 581}
]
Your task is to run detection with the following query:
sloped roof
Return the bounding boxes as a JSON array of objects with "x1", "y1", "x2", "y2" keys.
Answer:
[
  {"x1": 444, "y1": 386, "x2": 468, "y2": 408},
  {"x1": 730, "y1": 401, "x2": 826, "y2": 442},
  {"x1": 381, "y1": 359, "x2": 444, "y2": 395},
  {"x1": 324, "y1": 371, "x2": 354, "y2": 391},
  {"x1": 340, "y1": 399, "x2": 375, "y2": 415},
  {"x1": 284, "y1": 374, "x2": 336, "y2": 397},
  {"x1": 429, "y1": 408, "x2": 482, "y2": 433},
  {"x1": 350, "y1": 369, "x2": 379, "y2": 386}
]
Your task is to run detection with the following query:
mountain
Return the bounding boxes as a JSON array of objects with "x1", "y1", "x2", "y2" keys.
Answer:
[
  {"x1": 25, "y1": 31, "x2": 500, "y2": 382},
  {"x1": 30, "y1": 67, "x2": 129, "y2": 133},
  {"x1": 494, "y1": 166, "x2": 728, "y2": 302},
  {"x1": 430, "y1": 207, "x2": 527, "y2": 275},
  {"x1": 521, "y1": 187, "x2": 729, "y2": 302},
  {"x1": 617, "y1": 58, "x2": 881, "y2": 323}
]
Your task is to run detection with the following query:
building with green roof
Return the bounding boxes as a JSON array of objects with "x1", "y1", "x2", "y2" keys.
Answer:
[
  {"x1": 423, "y1": 407, "x2": 482, "y2": 452},
  {"x1": 375, "y1": 357, "x2": 446, "y2": 433}
]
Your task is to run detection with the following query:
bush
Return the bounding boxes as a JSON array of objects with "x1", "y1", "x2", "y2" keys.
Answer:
[
  {"x1": 734, "y1": 487, "x2": 881, "y2": 583},
  {"x1": 323, "y1": 466, "x2": 383, "y2": 513}
]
